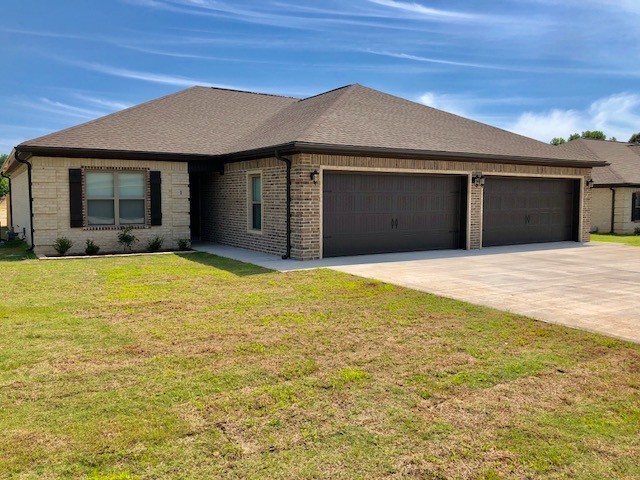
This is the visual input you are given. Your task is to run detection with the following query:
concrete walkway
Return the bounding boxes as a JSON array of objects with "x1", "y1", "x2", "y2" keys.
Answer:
[{"x1": 193, "y1": 242, "x2": 640, "y2": 344}]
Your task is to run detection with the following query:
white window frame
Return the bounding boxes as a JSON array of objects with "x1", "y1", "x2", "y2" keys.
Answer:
[
  {"x1": 247, "y1": 171, "x2": 263, "y2": 234},
  {"x1": 84, "y1": 169, "x2": 149, "y2": 228}
]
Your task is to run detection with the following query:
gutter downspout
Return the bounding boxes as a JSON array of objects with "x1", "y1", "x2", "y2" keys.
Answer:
[
  {"x1": 275, "y1": 151, "x2": 292, "y2": 259},
  {"x1": 15, "y1": 152, "x2": 35, "y2": 250},
  {"x1": 609, "y1": 187, "x2": 616, "y2": 234},
  {"x1": 0, "y1": 171, "x2": 11, "y2": 239}
]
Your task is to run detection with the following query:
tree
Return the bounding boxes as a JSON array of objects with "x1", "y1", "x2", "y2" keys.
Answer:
[
  {"x1": 0, "y1": 154, "x2": 8, "y2": 199},
  {"x1": 630, "y1": 132, "x2": 640, "y2": 144},
  {"x1": 550, "y1": 130, "x2": 611, "y2": 145}
]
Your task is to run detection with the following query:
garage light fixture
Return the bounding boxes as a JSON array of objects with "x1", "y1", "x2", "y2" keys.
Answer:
[
  {"x1": 586, "y1": 178, "x2": 594, "y2": 188},
  {"x1": 310, "y1": 169, "x2": 319, "y2": 184},
  {"x1": 473, "y1": 174, "x2": 485, "y2": 187}
]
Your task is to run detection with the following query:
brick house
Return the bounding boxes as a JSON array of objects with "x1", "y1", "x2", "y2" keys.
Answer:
[
  {"x1": 557, "y1": 138, "x2": 640, "y2": 234},
  {"x1": 1, "y1": 84, "x2": 604, "y2": 258}
]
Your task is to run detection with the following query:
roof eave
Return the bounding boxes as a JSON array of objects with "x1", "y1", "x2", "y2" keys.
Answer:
[{"x1": 15, "y1": 142, "x2": 606, "y2": 168}]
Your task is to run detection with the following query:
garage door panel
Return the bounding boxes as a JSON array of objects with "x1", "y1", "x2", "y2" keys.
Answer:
[
  {"x1": 323, "y1": 172, "x2": 465, "y2": 257},
  {"x1": 483, "y1": 177, "x2": 578, "y2": 247}
]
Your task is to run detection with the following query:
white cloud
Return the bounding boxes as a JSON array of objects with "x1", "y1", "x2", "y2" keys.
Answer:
[
  {"x1": 366, "y1": 0, "x2": 479, "y2": 21},
  {"x1": 505, "y1": 93, "x2": 640, "y2": 142}
]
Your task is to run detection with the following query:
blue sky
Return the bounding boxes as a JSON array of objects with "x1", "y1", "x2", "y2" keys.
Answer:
[{"x1": 1, "y1": 0, "x2": 639, "y2": 153}]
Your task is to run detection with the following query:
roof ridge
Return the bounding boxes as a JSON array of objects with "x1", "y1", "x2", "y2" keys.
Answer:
[
  {"x1": 19, "y1": 86, "x2": 201, "y2": 148},
  {"x1": 293, "y1": 84, "x2": 359, "y2": 142},
  {"x1": 206, "y1": 86, "x2": 299, "y2": 99}
]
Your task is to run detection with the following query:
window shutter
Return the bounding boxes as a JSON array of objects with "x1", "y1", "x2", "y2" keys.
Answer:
[
  {"x1": 69, "y1": 169, "x2": 83, "y2": 227},
  {"x1": 150, "y1": 171, "x2": 162, "y2": 226},
  {"x1": 633, "y1": 193, "x2": 640, "y2": 222}
]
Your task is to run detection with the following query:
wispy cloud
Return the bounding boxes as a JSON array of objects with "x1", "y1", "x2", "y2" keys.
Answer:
[
  {"x1": 366, "y1": 0, "x2": 481, "y2": 21},
  {"x1": 71, "y1": 94, "x2": 133, "y2": 111},
  {"x1": 505, "y1": 93, "x2": 640, "y2": 142},
  {"x1": 75, "y1": 61, "x2": 240, "y2": 88},
  {"x1": 68, "y1": 60, "x2": 309, "y2": 96},
  {"x1": 368, "y1": 50, "x2": 640, "y2": 77}
]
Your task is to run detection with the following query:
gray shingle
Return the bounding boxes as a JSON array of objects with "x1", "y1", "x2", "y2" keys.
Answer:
[
  {"x1": 558, "y1": 138, "x2": 640, "y2": 184},
  {"x1": 19, "y1": 84, "x2": 599, "y2": 164}
]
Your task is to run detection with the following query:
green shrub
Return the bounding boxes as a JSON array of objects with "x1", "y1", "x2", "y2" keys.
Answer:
[
  {"x1": 85, "y1": 239, "x2": 100, "y2": 256},
  {"x1": 177, "y1": 238, "x2": 190, "y2": 251},
  {"x1": 634, "y1": 227, "x2": 640, "y2": 236},
  {"x1": 146, "y1": 235, "x2": 164, "y2": 252},
  {"x1": 53, "y1": 237, "x2": 73, "y2": 256},
  {"x1": 117, "y1": 227, "x2": 139, "y2": 252}
]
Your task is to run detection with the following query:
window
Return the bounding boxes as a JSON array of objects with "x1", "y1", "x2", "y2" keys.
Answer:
[
  {"x1": 249, "y1": 174, "x2": 262, "y2": 231},
  {"x1": 86, "y1": 171, "x2": 146, "y2": 226},
  {"x1": 633, "y1": 192, "x2": 640, "y2": 222}
]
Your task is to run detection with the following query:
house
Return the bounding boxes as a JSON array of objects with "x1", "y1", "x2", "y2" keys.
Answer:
[
  {"x1": 0, "y1": 196, "x2": 7, "y2": 230},
  {"x1": 0, "y1": 84, "x2": 604, "y2": 259},
  {"x1": 557, "y1": 138, "x2": 640, "y2": 234}
]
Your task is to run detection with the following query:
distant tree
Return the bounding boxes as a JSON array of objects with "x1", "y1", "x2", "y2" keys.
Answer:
[
  {"x1": 0, "y1": 154, "x2": 8, "y2": 198},
  {"x1": 577, "y1": 130, "x2": 607, "y2": 140},
  {"x1": 551, "y1": 131, "x2": 610, "y2": 145},
  {"x1": 630, "y1": 132, "x2": 640, "y2": 143},
  {"x1": 609, "y1": 136, "x2": 617, "y2": 142}
]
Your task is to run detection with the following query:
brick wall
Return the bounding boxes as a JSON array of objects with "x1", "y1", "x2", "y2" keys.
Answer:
[
  {"x1": 29, "y1": 156, "x2": 190, "y2": 256},
  {"x1": 612, "y1": 187, "x2": 640, "y2": 234},
  {"x1": 201, "y1": 157, "x2": 288, "y2": 256}
]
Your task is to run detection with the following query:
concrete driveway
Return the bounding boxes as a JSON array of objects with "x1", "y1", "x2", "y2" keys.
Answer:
[
  {"x1": 330, "y1": 242, "x2": 640, "y2": 344},
  {"x1": 194, "y1": 242, "x2": 640, "y2": 343}
]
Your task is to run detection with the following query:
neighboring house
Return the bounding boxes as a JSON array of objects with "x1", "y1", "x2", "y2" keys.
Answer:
[
  {"x1": 0, "y1": 196, "x2": 7, "y2": 229},
  {"x1": 558, "y1": 138, "x2": 640, "y2": 234},
  {"x1": 0, "y1": 84, "x2": 603, "y2": 258}
]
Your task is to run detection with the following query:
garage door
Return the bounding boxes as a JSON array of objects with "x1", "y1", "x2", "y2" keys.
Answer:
[
  {"x1": 323, "y1": 172, "x2": 466, "y2": 257},
  {"x1": 482, "y1": 177, "x2": 579, "y2": 247}
]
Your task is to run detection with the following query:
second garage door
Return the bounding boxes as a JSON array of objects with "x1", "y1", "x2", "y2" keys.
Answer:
[
  {"x1": 323, "y1": 172, "x2": 466, "y2": 257},
  {"x1": 482, "y1": 177, "x2": 579, "y2": 247}
]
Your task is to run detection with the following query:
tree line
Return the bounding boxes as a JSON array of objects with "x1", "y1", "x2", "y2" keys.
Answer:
[{"x1": 551, "y1": 131, "x2": 640, "y2": 145}]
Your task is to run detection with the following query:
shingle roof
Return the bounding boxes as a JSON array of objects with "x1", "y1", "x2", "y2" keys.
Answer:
[
  {"x1": 17, "y1": 84, "x2": 600, "y2": 165},
  {"x1": 557, "y1": 138, "x2": 640, "y2": 185}
]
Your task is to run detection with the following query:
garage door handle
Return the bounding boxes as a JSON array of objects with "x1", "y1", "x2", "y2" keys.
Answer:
[{"x1": 391, "y1": 218, "x2": 398, "y2": 229}]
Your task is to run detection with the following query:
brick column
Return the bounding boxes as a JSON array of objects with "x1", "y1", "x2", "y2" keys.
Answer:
[
  {"x1": 290, "y1": 154, "x2": 322, "y2": 260},
  {"x1": 469, "y1": 174, "x2": 483, "y2": 249},
  {"x1": 582, "y1": 179, "x2": 591, "y2": 242}
]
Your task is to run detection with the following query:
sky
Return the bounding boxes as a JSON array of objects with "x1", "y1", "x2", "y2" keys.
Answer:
[{"x1": 1, "y1": 0, "x2": 639, "y2": 154}]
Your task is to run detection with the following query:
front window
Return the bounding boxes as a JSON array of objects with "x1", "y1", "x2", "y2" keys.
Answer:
[
  {"x1": 86, "y1": 171, "x2": 146, "y2": 226},
  {"x1": 633, "y1": 192, "x2": 640, "y2": 222},
  {"x1": 249, "y1": 174, "x2": 262, "y2": 231}
]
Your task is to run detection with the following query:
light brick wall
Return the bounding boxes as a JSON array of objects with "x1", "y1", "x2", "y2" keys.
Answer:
[
  {"x1": 612, "y1": 187, "x2": 640, "y2": 234},
  {"x1": 9, "y1": 164, "x2": 31, "y2": 244},
  {"x1": 29, "y1": 156, "x2": 190, "y2": 256},
  {"x1": 201, "y1": 157, "x2": 288, "y2": 256}
]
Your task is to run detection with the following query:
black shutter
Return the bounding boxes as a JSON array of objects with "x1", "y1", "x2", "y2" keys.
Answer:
[
  {"x1": 69, "y1": 169, "x2": 83, "y2": 227},
  {"x1": 150, "y1": 171, "x2": 162, "y2": 226},
  {"x1": 633, "y1": 193, "x2": 640, "y2": 221}
]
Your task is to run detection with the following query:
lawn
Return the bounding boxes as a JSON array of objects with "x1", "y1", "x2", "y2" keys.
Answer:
[
  {"x1": 592, "y1": 233, "x2": 640, "y2": 247},
  {"x1": 1, "y1": 242, "x2": 639, "y2": 479}
]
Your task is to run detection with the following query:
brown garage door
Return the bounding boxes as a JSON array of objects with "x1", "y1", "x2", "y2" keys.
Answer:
[
  {"x1": 482, "y1": 177, "x2": 579, "y2": 247},
  {"x1": 323, "y1": 172, "x2": 466, "y2": 257}
]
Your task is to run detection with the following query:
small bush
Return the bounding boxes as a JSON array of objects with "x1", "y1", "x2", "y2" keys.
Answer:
[
  {"x1": 53, "y1": 237, "x2": 73, "y2": 256},
  {"x1": 177, "y1": 238, "x2": 190, "y2": 251},
  {"x1": 85, "y1": 239, "x2": 100, "y2": 256},
  {"x1": 635, "y1": 227, "x2": 640, "y2": 236},
  {"x1": 146, "y1": 235, "x2": 164, "y2": 252},
  {"x1": 117, "y1": 227, "x2": 139, "y2": 252}
]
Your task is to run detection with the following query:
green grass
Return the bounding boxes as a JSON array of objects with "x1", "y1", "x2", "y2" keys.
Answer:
[
  {"x1": 592, "y1": 233, "x2": 640, "y2": 247},
  {"x1": 1, "y1": 241, "x2": 639, "y2": 479}
]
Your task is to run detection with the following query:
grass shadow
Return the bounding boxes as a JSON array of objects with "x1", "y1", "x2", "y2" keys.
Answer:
[
  {"x1": 176, "y1": 252, "x2": 273, "y2": 277},
  {"x1": 0, "y1": 240, "x2": 36, "y2": 262}
]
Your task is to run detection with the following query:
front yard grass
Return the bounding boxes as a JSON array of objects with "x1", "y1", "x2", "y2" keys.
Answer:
[
  {"x1": 592, "y1": 233, "x2": 640, "y2": 247},
  {"x1": 1, "y1": 242, "x2": 639, "y2": 479}
]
